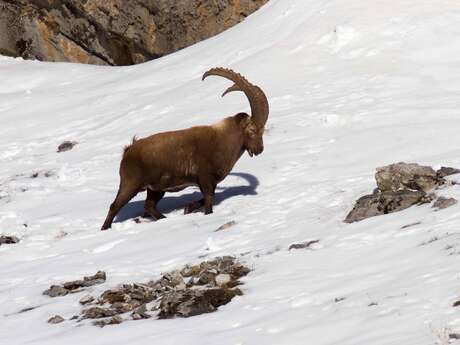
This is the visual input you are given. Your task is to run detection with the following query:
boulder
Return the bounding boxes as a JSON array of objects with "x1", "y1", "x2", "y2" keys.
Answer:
[
  {"x1": 345, "y1": 190, "x2": 432, "y2": 223},
  {"x1": 375, "y1": 162, "x2": 441, "y2": 193},
  {"x1": 158, "y1": 287, "x2": 242, "y2": 319}
]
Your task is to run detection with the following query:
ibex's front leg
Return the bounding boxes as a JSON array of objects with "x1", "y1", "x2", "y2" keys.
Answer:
[{"x1": 199, "y1": 177, "x2": 217, "y2": 215}]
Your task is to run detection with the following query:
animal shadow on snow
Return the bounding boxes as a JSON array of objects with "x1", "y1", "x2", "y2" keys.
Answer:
[{"x1": 115, "y1": 172, "x2": 259, "y2": 223}]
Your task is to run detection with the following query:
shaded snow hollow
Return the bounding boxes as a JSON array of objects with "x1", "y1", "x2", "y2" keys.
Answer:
[{"x1": 2, "y1": 0, "x2": 460, "y2": 344}]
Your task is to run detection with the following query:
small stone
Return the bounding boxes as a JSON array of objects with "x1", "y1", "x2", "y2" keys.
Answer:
[
  {"x1": 215, "y1": 274, "x2": 231, "y2": 286},
  {"x1": 131, "y1": 304, "x2": 151, "y2": 320},
  {"x1": 43, "y1": 285, "x2": 69, "y2": 297},
  {"x1": 433, "y1": 196, "x2": 457, "y2": 210},
  {"x1": 101, "y1": 290, "x2": 131, "y2": 304},
  {"x1": 449, "y1": 333, "x2": 460, "y2": 340},
  {"x1": 79, "y1": 295, "x2": 95, "y2": 305},
  {"x1": 0, "y1": 235, "x2": 20, "y2": 245},
  {"x1": 289, "y1": 240, "x2": 319, "y2": 251},
  {"x1": 48, "y1": 315, "x2": 64, "y2": 324},
  {"x1": 57, "y1": 141, "x2": 78, "y2": 153},
  {"x1": 334, "y1": 297, "x2": 346, "y2": 303},
  {"x1": 215, "y1": 221, "x2": 236, "y2": 232},
  {"x1": 82, "y1": 307, "x2": 118, "y2": 319},
  {"x1": 93, "y1": 315, "x2": 123, "y2": 327},
  {"x1": 437, "y1": 166, "x2": 460, "y2": 178},
  {"x1": 453, "y1": 300, "x2": 460, "y2": 307}
]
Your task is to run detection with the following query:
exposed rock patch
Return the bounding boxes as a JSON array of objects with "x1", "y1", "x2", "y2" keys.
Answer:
[
  {"x1": 345, "y1": 163, "x2": 458, "y2": 223},
  {"x1": 45, "y1": 257, "x2": 249, "y2": 327},
  {"x1": 0, "y1": 0, "x2": 268, "y2": 65},
  {"x1": 0, "y1": 235, "x2": 20, "y2": 245},
  {"x1": 43, "y1": 271, "x2": 106, "y2": 297}
]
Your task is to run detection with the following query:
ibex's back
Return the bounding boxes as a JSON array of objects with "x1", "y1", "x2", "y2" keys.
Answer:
[{"x1": 101, "y1": 68, "x2": 269, "y2": 230}]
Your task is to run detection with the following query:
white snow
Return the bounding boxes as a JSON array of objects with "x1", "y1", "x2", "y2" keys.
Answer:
[{"x1": 2, "y1": 0, "x2": 460, "y2": 344}]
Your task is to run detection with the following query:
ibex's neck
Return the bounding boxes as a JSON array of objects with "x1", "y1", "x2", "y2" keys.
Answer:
[{"x1": 210, "y1": 114, "x2": 248, "y2": 179}]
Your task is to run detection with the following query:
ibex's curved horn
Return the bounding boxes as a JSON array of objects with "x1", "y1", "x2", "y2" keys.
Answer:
[
  {"x1": 222, "y1": 84, "x2": 242, "y2": 97},
  {"x1": 203, "y1": 67, "x2": 269, "y2": 128}
]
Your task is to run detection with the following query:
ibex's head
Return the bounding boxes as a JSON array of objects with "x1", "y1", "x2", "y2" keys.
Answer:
[{"x1": 202, "y1": 68, "x2": 269, "y2": 157}]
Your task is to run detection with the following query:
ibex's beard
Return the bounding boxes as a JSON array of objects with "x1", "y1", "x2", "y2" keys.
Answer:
[{"x1": 247, "y1": 147, "x2": 263, "y2": 157}]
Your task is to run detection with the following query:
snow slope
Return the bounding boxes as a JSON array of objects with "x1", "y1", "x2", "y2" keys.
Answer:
[{"x1": 2, "y1": 0, "x2": 460, "y2": 344}]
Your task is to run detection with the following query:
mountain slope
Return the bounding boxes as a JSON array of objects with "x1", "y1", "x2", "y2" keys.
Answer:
[{"x1": 1, "y1": 1, "x2": 460, "y2": 344}]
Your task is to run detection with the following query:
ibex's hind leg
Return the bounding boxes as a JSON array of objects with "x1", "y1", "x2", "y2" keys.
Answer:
[
  {"x1": 144, "y1": 189, "x2": 166, "y2": 220},
  {"x1": 184, "y1": 198, "x2": 204, "y2": 214},
  {"x1": 101, "y1": 182, "x2": 140, "y2": 230}
]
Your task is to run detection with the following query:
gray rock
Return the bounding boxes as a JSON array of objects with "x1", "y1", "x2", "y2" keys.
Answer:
[
  {"x1": 345, "y1": 190, "x2": 429, "y2": 223},
  {"x1": 43, "y1": 285, "x2": 69, "y2": 297},
  {"x1": 82, "y1": 307, "x2": 118, "y2": 319},
  {"x1": 215, "y1": 274, "x2": 231, "y2": 286},
  {"x1": 79, "y1": 295, "x2": 95, "y2": 305},
  {"x1": 437, "y1": 166, "x2": 460, "y2": 178},
  {"x1": 375, "y1": 162, "x2": 441, "y2": 192},
  {"x1": 47, "y1": 315, "x2": 64, "y2": 324},
  {"x1": 93, "y1": 315, "x2": 123, "y2": 328},
  {"x1": 158, "y1": 287, "x2": 242, "y2": 319},
  {"x1": 0, "y1": 235, "x2": 20, "y2": 245},
  {"x1": 433, "y1": 196, "x2": 457, "y2": 210},
  {"x1": 289, "y1": 240, "x2": 320, "y2": 251},
  {"x1": 57, "y1": 141, "x2": 78, "y2": 153}
]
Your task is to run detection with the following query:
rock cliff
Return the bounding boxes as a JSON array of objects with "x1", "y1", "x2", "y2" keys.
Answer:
[{"x1": 0, "y1": 0, "x2": 267, "y2": 65}]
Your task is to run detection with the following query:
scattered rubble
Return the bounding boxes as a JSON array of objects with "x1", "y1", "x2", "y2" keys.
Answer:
[
  {"x1": 433, "y1": 197, "x2": 457, "y2": 210},
  {"x1": 289, "y1": 240, "x2": 320, "y2": 251},
  {"x1": 44, "y1": 257, "x2": 249, "y2": 327},
  {"x1": 48, "y1": 315, "x2": 64, "y2": 324},
  {"x1": 345, "y1": 163, "x2": 458, "y2": 223},
  {"x1": 43, "y1": 271, "x2": 106, "y2": 297},
  {"x1": 0, "y1": 235, "x2": 20, "y2": 245},
  {"x1": 57, "y1": 141, "x2": 78, "y2": 153}
]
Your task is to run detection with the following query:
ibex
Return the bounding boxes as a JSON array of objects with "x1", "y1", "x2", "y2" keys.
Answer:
[{"x1": 101, "y1": 67, "x2": 269, "y2": 230}]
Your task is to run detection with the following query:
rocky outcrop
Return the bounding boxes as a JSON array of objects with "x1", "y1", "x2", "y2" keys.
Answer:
[
  {"x1": 0, "y1": 0, "x2": 268, "y2": 65},
  {"x1": 345, "y1": 162, "x2": 459, "y2": 223}
]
